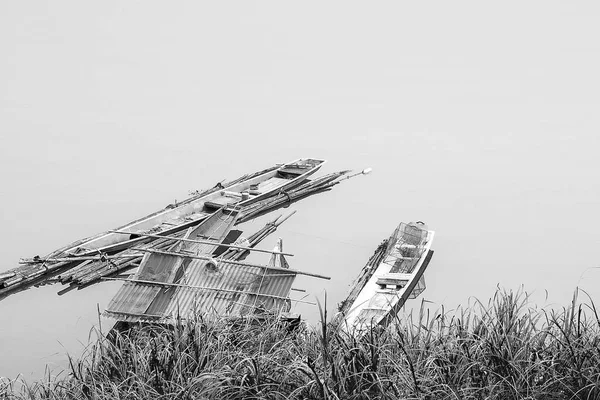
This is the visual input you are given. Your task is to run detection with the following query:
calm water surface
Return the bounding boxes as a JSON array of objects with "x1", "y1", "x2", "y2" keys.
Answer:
[{"x1": 2, "y1": 1, "x2": 600, "y2": 382}]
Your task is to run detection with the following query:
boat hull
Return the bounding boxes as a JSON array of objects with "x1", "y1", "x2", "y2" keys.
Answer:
[{"x1": 342, "y1": 222, "x2": 435, "y2": 333}]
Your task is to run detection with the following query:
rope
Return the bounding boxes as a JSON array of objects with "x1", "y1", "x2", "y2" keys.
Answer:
[{"x1": 280, "y1": 190, "x2": 292, "y2": 204}]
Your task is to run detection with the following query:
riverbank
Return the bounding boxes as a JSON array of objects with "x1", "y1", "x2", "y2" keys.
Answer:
[{"x1": 2, "y1": 288, "x2": 599, "y2": 399}]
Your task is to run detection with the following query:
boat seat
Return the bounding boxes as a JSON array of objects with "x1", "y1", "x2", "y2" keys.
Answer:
[
  {"x1": 376, "y1": 277, "x2": 408, "y2": 287},
  {"x1": 278, "y1": 167, "x2": 307, "y2": 176},
  {"x1": 376, "y1": 273, "x2": 410, "y2": 289}
]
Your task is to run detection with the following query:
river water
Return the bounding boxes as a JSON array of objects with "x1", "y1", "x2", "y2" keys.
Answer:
[{"x1": 2, "y1": 1, "x2": 600, "y2": 383}]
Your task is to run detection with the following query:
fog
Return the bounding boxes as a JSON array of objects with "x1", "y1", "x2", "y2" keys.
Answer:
[{"x1": 1, "y1": 2, "x2": 599, "y2": 380}]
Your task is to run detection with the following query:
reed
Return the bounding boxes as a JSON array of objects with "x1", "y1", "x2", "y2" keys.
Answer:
[{"x1": 2, "y1": 287, "x2": 599, "y2": 399}]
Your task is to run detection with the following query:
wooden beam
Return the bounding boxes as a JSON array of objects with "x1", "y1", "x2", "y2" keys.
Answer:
[
  {"x1": 19, "y1": 254, "x2": 145, "y2": 264},
  {"x1": 130, "y1": 247, "x2": 330, "y2": 280},
  {"x1": 110, "y1": 230, "x2": 294, "y2": 257},
  {"x1": 104, "y1": 309, "x2": 165, "y2": 319}
]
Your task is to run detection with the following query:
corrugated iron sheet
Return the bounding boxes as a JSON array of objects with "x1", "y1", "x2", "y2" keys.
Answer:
[
  {"x1": 157, "y1": 259, "x2": 295, "y2": 318},
  {"x1": 106, "y1": 282, "x2": 162, "y2": 316},
  {"x1": 105, "y1": 259, "x2": 296, "y2": 323}
]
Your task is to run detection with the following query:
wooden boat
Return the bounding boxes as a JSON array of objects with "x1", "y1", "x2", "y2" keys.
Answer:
[
  {"x1": 104, "y1": 210, "x2": 311, "y2": 323},
  {"x1": 340, "y1": 222, "x2": 435, "y2": 334},
  {"x1": 46, "y1": 158, "x2": 326, "y2": 258},
  {"x1": 0, "y1": 158, "x2": 326, "y2": 297}
]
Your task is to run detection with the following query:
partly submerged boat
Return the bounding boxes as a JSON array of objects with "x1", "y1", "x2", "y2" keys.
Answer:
[{"x1": 340, "y1": 222, "x2": 435, "y2": 333}]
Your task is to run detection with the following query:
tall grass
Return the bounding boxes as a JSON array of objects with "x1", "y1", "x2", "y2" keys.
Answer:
[{"x1": 2, "y1": 288, "x2": 599, "y2": 399}]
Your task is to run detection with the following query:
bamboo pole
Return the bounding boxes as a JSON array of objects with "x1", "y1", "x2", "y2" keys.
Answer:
[
  {"x1": 130, "y1": 247, "x2": 331, "y2": 280},
  {"x1": 274, "y1": 210, "x2": 297, "y2": 226},
  {"x1": 236, "y1": 172, "x2": 348, "y2": 223},
  {"x1": 108, "y1": 230, "x2": 294, "y2": 257},
  {"x1": 58, "y1": 260, "x2": 94, "y2": 282}
]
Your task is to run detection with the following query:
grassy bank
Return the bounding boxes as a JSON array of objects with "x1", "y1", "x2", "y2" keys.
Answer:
[{"x1": 2, "y1": 288, "x2": 599, "y2": 399}]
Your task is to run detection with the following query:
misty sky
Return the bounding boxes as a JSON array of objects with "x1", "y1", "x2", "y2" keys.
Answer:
[{"x1": 1, "y1": 2, "x2": 599, "y2": 380}]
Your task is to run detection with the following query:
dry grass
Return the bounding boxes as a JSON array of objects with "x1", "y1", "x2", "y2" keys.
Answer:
[{"x1": 2, "y1": 287, "x2": 599, "y2": 399}]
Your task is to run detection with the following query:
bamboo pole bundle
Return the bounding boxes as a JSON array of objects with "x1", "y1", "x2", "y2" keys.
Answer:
[
  {"x1": 1, "y1": 208, "x2": 186, "y2": 296},
  {"x1": 0, "y1": 166, "x2": 370, "y2": 301},
  {"x1": 71, "y1": 230, "x2": 188, "y2": 286},
  {"x1": 108, "y1": 230, "x2": 294, "y2": 257},
  {"x1": 60, "y1": 232, "x2": 181, "y2": 284},
  {"x1": 237, "y1": 171, "x2": 349, "y2": 224},
  {"x1": 77, "y1": 257, "x2": 142, "y2": 286},
  {"x1": 0, "y1": 260, "x2": 72, "y2": 298},
  {"x1": 57, "y1": 260, "x2": 94, "y2": 282},
  {"x1": 1, "y1": 227, "x2": 187, "y2": 296},
  {"x1": 0, "y1": 272, "x2": 15, "y2": 280},
  {"x1": 56, "y1": 231, "x2": 191, "y2": 294}
]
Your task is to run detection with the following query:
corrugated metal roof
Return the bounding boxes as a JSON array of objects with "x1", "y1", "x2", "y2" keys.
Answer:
[
  {"x1": 104, "y1": 207, "x2": 297, "y2": 324},
  {"x1": 105, "y1": 259, "x2": 296, "y2": 323},
  {"x1": 155, "y1": 259, "x2": 294, "y2": 318}
]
